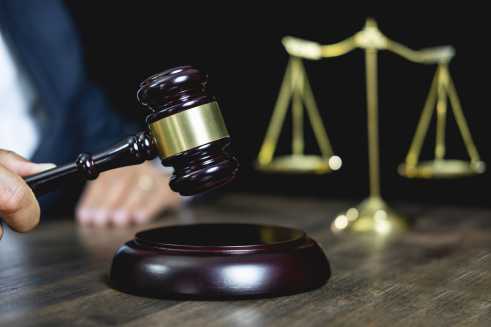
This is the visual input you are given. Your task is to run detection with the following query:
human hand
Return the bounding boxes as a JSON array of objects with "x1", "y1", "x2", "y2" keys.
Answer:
[
  {"x1": 76, "y1": 162, "x2": 181, "y2": 227},
  {"x1": 0, "y1": 150, "x2": 56, "y2": 240}
]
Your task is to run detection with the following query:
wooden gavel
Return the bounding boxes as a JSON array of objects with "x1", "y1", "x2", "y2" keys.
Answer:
[{"x1": 24, "y1": 66, "x2": 239, "y2": 196}]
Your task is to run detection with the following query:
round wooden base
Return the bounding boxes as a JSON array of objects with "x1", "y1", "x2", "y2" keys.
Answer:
[{"x1": 110, "y1": 223, "x2": 330, "y2": 299}]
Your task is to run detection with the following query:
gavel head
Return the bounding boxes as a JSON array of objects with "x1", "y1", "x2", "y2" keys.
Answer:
[{"x1": 137, "y1": 66, "x2": 239, "y2": 196}]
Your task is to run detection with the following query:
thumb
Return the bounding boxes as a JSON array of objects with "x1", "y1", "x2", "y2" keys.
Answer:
[
  {"x1": 0, "y1": 150, "x2": 55, "y2": 177},
  {"x1": 0, "y1": 164, "x2": 40, "y2": 237}
]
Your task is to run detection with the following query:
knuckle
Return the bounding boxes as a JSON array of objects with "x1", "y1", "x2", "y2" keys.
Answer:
[
  {"x1": 16, "y1": 210, "x2": 39, "y2": 233},
  {"x1": 0, "y1": 150, "x2": 24, "y2": 166},
  {"x1": 0, "y1": 150, "x2": 11, "y2": 162},
  {"x1": 0, "y1": 182, "x2": 29, "y2": 215},
  {"x1": 0, "y1": 150, "x2": 16, "y2": 159}
]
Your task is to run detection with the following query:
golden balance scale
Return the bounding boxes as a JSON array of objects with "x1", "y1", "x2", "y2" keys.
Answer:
[{"x1": 256, "y1": 19, "x2": 485, "y2": 235}]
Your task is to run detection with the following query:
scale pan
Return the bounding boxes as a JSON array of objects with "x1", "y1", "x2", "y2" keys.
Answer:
[
  {"x1": 257, "y1": 155, "x2": 342, "y2": 174},
  {"x1": 399, "y1": 160, "x2": 485, "y2": 178}
]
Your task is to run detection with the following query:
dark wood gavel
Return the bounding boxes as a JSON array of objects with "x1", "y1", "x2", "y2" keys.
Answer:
[{"x1": 24, "y1": 66, "x2": 239, "y2": 196}]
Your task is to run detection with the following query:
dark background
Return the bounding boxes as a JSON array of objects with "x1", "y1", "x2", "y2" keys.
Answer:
[{"x1": 64, "y1": 2, "x2": 490, "y2": 207}]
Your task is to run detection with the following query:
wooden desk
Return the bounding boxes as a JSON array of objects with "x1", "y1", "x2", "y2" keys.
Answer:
[{"x1": 0, "y1": 194, "x2": 490, "y2": 326}]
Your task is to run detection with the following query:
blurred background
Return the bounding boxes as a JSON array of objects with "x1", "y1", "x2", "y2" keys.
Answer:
[{"x1": 65, "y1": 2, "x2": 489, "y2": 207}]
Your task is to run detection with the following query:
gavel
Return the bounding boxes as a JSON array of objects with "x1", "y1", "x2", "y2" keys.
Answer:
[{"x1": 25, "y1": 66, "x2": 239, "y2": 196}]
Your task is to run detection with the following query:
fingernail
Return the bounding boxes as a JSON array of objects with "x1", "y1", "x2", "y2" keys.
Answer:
[
  {"x1": 76, "y1": 208, "x2": 90, "y2": 223},
  {"x1": 113, "y1": 210, "x2": 129, "y2": 226},
  {"x1": 78, "y1": 208, "x2": 98, "y2": 226},
  {"x1": 93, "y1": 210, "x2": 108, "y2": 226},
  {"x1": 133, "y1": 212, "x2": 147, "y2": 224},
  {"x1": 35, "y1": 163, "x2": 57, "y2": 172}
]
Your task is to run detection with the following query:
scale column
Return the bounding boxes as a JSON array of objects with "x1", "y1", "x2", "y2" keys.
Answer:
[
  {"x1": 332, "y1": 44, "x2": 407, "y2": 235},
  {"x1": 291, "y1": 58, "x2": 305, "y2": 156},
  {"x1": 435, "y1": 64, "x2": 448, "y2": 160},
  {"x1": 365, "y1": 48, "x2": 381, "y2": 200}
]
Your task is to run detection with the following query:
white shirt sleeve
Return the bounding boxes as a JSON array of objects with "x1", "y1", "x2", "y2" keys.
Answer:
[{"x1": 0, "y1": 30, "x2": 40, "y2": 159}]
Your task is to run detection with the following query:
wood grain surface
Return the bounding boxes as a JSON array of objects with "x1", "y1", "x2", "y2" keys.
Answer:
[{"x1": 0, "y1": 194, "x2": 490, "y2": 326}]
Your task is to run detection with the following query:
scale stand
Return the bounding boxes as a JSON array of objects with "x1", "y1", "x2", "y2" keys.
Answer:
[{"x1": 257, "y1": 19, "x2": 485, "y2": 235}]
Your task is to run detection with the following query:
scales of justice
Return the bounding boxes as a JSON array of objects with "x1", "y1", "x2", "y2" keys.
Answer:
[{"x1": 256, "y1": 19, "x2": 485, "y2": 235}]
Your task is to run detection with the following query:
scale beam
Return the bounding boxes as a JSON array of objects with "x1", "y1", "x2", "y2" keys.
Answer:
[{"x1": 282, "y1": 19, "x2": 455, "y2": 65}]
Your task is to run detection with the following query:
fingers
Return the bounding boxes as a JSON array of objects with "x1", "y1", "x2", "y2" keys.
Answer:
[
  {"x1": 111, "y1": 178, "x2": 180, "y2": 226},
  {"x1": 0, "y1": 164, "x2": 40, "y2": 234},
  {"x1": 0, "y1": 149, "x2": 56, "y2": 176},
  {"x1": 129, "y1": 185, "x2": 180, "y2": 225},
  {"x1": 76, "y1": 163, "x2": 181, "y2": 228},
  {"x1": 76, "y1": 169, "x2": 137, "y2": 226},
  {"x1": 0, "y1": 150, "x2": 52, "y2": 239},
  {"x1": 109, "y1": 186, "x2": 147, "y2": 227}
]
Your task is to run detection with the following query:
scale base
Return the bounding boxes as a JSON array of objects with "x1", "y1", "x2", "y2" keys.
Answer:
[
  {"x1": 110, "y1": 223, "x2": 330, "y2": 300},
  {"x1": 331, "y1": 197, "x2": 408, "y2": 235},
  {"x1": 399, "y1": 160, "x2": 485, "y2": 178},
  {"x1": 256, "y1": 155, "x2": 342, "y2": 174}
]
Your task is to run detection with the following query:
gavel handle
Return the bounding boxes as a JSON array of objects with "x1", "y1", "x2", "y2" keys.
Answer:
[{"x1": 24, "y1": 131, "x2": 158, "y2": 196}]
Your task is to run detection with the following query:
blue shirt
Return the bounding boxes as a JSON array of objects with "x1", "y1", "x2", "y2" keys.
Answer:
[{"x1": 0, "y1": 0, "x2": 136, "y2": 215}]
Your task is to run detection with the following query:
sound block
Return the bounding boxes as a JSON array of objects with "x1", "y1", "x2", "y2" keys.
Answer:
[{"x1": 110, "y1": 223, "x2": 330, "y2": 299}]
